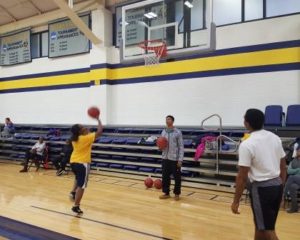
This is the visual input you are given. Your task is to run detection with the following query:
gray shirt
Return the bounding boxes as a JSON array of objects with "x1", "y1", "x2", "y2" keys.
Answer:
[
  {"x1": 161, "y1": 128, "x2": 184, "y2": 162},
  {"x1": 287, "y1": 157, "x2": 300, "y2": 175}
]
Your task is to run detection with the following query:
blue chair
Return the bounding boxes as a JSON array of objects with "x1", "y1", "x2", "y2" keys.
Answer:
[
  {"x1": 31, "y1": 134, "x2": 40, "y2": 140},
  {"x1": 97, "y1": 137, "x2": 114, "y2": 144},
  {"x1": 14, "y1": 133, "x2": 22, "y2": 139},
  {"x1": 109, "y1": 163, "x2": 123, "y2": 169},
  {"x1": 139, "y1": 167, "x2": 155, "y2": 173},
  {"x1": 112, "y1": 138, "x2": 127, "y2": 144},
  {"x1": 140, "y1": 157, "x2": 158, "y2": 163},
  {"x1": 50, "y1": 136, "x2": 61, "y2": 141},
  {"x1": 183, "y1": 139, "x2": 194, "y2": 148},
  {"x1": 22, "y1": 134, "x2": 32, "y2": 139},
  {"x1": 126, "y1": 138, "x2": 141, "y2": 145},
  {"x1": 264, "y1": 105, "x2": 284, "y2": 127},
  {"x1": 97, "y1": 162, "x2": 109, "y2": 168},
  {"x1": 124, "y1": 165, "x2": 139, "y2": 171},
  {"x1": 117, "y1": 128, "x2": 133, "y2": 134},
  {"x1": 286, "y1": 105, "x2": 300, "y2": 127},
  {"x1": 181, "y1": 170, "x2": 193, "y2": 177},
  {"x1": 97, "y1": 154, "x2": 111, "y2": 159},
  {"x1": 60, "y1": 135, "x2": 71, "y2": 141},
  {"x1": 125, "y1": 156, "x2": 140, "y2": 162},
  {"x1": 111, "y1": 155, "x2": 125, "y2": 161}
]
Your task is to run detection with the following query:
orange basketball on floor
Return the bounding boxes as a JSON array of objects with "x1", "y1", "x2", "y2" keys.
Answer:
[
  {"x1": 87, "y1": 106, "x2": 100, "y2": 119},
  {"x1": 156, "y1": 137, "x2": 168, "y2": 150},
  {"x1": 154, "y1": 179, "x2": 162, "y2": 189},
  {"x1": 144, "y1": 177, "x2": 153, "y2": 188}
]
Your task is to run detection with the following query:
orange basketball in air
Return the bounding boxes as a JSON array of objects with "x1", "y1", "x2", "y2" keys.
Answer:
[{"x1": 87, "y1": 106, "x2": 100, "y2": 119}]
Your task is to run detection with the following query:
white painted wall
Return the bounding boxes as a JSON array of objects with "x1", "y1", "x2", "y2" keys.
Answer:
[
  {"x1": 0, "y1": 10, "x2": 299, "y2": 126},
  {"x1": 108, "y1": 71, "x2": 300, "y2": 126},
  {"x1": 107, "y1": 14, "x2": 300, "y2": 126},
  {"x1": 0, "y1": 85, "x2": 109, "y2": 125}
]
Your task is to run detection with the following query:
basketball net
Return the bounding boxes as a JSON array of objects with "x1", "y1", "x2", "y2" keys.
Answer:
[{"x1": 139, "y1": 40, "x2": 167, "y2": 66}]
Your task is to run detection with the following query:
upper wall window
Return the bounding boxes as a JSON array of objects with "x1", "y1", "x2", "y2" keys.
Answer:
[
  {"x1": 213, "y1": 0, "x2": 242, "y2": 25},
  {"x1": 31, "y1": 31, "x2": 49, "y2": 59},
  {"x1": 266, "y1": 0, "x2": 300, "y2": 17},
  {"x1": 31, "y1": 33, "x2": 41, "y2": 59},
  {"x1": 212, "y1": 0, "x2": 299, "y2": 26},
  {"x1": 245, "y1": 0, "x2": 263, "y2": 21},
  {"x1": 41, "y1": 32, "x2": 49, "y2": 57}
]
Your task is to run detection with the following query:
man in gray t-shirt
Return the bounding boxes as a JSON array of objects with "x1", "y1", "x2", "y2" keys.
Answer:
[{"x1": 159, "y1": 115, "x2": 184, "y2": 201}]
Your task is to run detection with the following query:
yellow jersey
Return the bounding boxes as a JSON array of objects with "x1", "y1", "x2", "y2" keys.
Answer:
[{"x1": 70, "y1": 132, "x2": 96, "y2": 163}]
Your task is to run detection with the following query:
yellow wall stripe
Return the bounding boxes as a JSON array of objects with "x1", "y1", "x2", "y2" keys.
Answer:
[{"x1": 0, "y1": 47, "x2": 299, "y2": 90}]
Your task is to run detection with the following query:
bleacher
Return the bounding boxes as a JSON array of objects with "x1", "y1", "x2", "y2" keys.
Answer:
[
  {"x1": 1, "y1": 106, "x2": 299, "y2": 192},
  {"x1": 0, "y1": 124, "x2": 296, "y2": 192}
]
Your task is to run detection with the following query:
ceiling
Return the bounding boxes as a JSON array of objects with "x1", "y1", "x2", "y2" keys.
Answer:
[
  {"x1": 0, "y1": 0, "x2": 93, "y2": 26},
  {"x1": 0, "y1": 0, "x2": 142, "y2": 27}
]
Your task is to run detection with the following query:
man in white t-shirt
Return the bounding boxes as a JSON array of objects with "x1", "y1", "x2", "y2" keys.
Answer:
[
  {"x1": 20, "y1": 137, "x2": 46, "y2": 172},
  {"x1": 231, "y1": 109, "x2": 286, "y2": 240}
]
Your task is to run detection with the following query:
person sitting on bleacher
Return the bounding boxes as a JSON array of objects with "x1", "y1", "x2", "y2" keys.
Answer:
[
  {"x1": 1, "y1": 117, "x2": 15, "y2": 138},
  {"x1": 284, "y1": 144, "x2": 300, "y2": 213},
  {"x1": 19, "y1": 137, "x2": 46, "y2": 173},
  {"x1": 52, "y1": 139, "x2": 73, "y2": 176}
]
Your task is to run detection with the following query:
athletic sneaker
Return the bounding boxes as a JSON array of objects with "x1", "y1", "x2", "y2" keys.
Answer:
[
  {"x1": 19, "y1": 168, "x2": 28, "y2": 173},
  {"x1": 57, "y1": 170, "x2": 66, "y2": 176},
  {"x1": 72, "y1": 206, "x2": 83, "y2": 215},
  {"x1": 287, "y1": 208, "x2": 298, "y2": 213},
  {"x1": 159, "y1": 194, "x2": 171, "y2": 199},
  {"x1": 69, "y1": 192, "x2": 75, "y2": 201}
]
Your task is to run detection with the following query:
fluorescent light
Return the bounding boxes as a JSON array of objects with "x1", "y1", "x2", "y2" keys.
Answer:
[
  {"x1": 120, "y1": 21, "x2": 129, "y2": 26},
  {"x1": 184, "y1": 1, "x2": 193, "y2": 8},
  {"x1": 148, "y1": 12, "x2": 157, "y2": 18},
  {"x1": 144, "y1": 13, "x2": 151, "y2": 18},
  {"x1": 144, "y1": 12, "x2": 157, "y2": 19}
]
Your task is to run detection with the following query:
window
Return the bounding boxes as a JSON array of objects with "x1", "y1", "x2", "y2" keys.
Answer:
[
  {"x1": 191, "y1": 0, "x2": 204, "y2": 30},
  {"x1": 266, "y1": 0, "x2": 300, "y2": 17},
  {"x1": 245, "y1": 0, "x2": 263, "y2": 21},
  {"x1": 41, "y1": 32, "x2": 48, "y2": 57},
  {"x1": 175, "y1": 0, "x2": 184, "y2": 32},
  {"x1": 31, "y1": 31, "x2": 49, "y2": 59},
  {"x1": 31, "y1": 33, "x2": 40, "y2": 59},
  {"x1": 213, "y1": 0, "x2": 242, "y2": 26},
  {"x1": 114, "y1": 0, "x2": 300, "y2": 46}
]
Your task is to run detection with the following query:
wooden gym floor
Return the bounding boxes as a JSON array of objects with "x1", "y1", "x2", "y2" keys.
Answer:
[{"x1": 0, "y1": 163, "x2": 299, "y2": 240}]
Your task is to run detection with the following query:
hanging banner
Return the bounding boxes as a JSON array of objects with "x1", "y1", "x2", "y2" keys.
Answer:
[
  {"x1": 49, "y1": 15, "x2": 90, "y2": 58},
  {"x1": 0, "y1": 30, "x2": 31, "y2": 66}
]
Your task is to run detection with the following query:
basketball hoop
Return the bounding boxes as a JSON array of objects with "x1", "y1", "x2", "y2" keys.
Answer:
[{"x1": 139, "y1": 40, "x2": 167, "y2": 66}]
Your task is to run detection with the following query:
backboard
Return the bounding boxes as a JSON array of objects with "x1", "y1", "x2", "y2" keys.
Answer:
[{"x1": 120, "y1": 0, "x2": 216, "y2": 63}]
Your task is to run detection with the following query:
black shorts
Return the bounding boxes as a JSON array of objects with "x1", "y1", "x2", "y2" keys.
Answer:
[
  {"x1": 249, "y1": 177, "x2": 283, "y2": 231},
  {"x1": 71, "y1": 163, "x2": 90, "y2": 189}
]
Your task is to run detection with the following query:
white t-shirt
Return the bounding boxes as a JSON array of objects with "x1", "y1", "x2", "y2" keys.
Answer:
[
  {"x1": 32, "y1": 142, "x2": 46, "y2": 156},
  {"x1": 238, "y1": 129, "x2": 286, "y2": 182}
]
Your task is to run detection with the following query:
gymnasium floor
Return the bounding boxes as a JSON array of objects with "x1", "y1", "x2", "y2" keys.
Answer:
[{"x1": 0, "y1": 163, "x2": 299, "y2": 240}]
